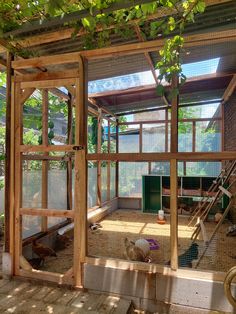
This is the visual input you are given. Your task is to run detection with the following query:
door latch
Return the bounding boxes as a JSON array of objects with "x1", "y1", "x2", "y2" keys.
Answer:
[{"x1": 73, "y1": 145, "x2": 85, "y2": 151}]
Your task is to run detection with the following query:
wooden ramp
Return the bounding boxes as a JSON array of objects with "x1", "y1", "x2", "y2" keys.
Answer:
[{"x1": 0, "y1": 279, "x2": 132, "y2": 314}]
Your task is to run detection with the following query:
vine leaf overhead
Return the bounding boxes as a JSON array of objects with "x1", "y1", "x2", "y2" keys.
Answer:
[{"x1": 1, "y1": 1, "x2": 207, "y2": 89}]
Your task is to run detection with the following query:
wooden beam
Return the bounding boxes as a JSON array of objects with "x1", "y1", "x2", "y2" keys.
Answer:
[
  {"x1": 115, "y1": 119, "x2": 119, "y2": 198},
  {"x1": 222, "y1": 74, "x2": 236, "y2": 104},
  {"x1": 73, "y1": 56, "x2": 87, "y2": 288},
  {"x1": 20, "y1": 78, "x2": 75, "y2": 89},
  {"x1": 67, "y1": 94, "x2": 73, "y2": 211},
  {"x1": 170, "y1": 159, "x2": 178, "y2": 271},
  {"x1": 89, "y1": 97, "x2": 116, "y2": 118},
  {"x1": 41, "y1": 89, "x2": 49, "y2": 232},
  {"x1": 81, "y1": 29, "x2": 236, "y2": 60},
  {"x1": 14, "y1": 82, "x2": 22, "y2": 276},
  {"x1": 20, "y1": 144, "x2": 74, "y2": 153},
  {"x1": 170, "y1": 74, "x2": 179, "y2": 271},
  {"x1": 134, "y1": 24, "x2": 170, "y2": 108},
  {"x1": 19, "y1": 88, "x2": 35, "y2": 106},
  {"x1": 4, "y1": 51, "x2": 13, "y2": 256},
  {"x1": 97, "y1": 109, "x2": 102, "y2": 207},
  {"x1": 87, "y1": 152, "x2": 236, "y2": 161},
  {"x1": 90, "y1": 72, "x2": 234, "y2": 99},
  {"x1": 15, "y1": 69, "x2": 79, "y2": 82},
  {"x1": 11, "y1": 29, "x2": 236, "y2": 68},
  {"x1": 19, "y1": 208, "x2": 74, "y2": 218}
]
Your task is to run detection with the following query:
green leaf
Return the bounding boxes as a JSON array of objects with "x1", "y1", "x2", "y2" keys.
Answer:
[{"x1": 156, "y1": 85, "x2": 165, "y2": 96}]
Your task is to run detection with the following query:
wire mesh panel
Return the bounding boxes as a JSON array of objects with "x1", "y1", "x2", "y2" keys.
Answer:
[
  {"x1": 119, "y1": 125, "x2": 140, "y2": 153},
  {"x1": 143, "y1": 123, "x2": 166, "y2": 152},
  {"x1": 119, "y1": 162, "x2": 148, "y2": 197},
  {"x1": 196, "y1": 120, "x2": 221, "y2": 152},
  {"x1": 88, "y1": 163, "x2": 97, "y2": 208},
  {"x1": 110, "y1": 162, "x2": 116, "y2": 199},
  {"x1": 178, "y1": 122, "x2": 193, "y2": 152}
]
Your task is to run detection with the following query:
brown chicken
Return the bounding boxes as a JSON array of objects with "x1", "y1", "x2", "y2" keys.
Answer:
[
  {"x1": 55, "y1": 234, "x2": 72, "y2": 250},
  {"x1": 32, "y1": 240, "x2": 57, "y2": 264}
]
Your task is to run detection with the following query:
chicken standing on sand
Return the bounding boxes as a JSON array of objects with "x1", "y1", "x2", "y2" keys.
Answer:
[{"x1": 32, "y1": 240, "x2": 57, "y2": 265}]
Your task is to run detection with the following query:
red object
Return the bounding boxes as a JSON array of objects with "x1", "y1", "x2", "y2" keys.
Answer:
[{"x1": 157, "y1": 219, "x2": 166, "y2": 225}]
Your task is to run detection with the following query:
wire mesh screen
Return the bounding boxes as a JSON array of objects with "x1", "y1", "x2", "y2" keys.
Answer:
[
  {"x1": 119, "y1": 162, "x2": 148, "y2": 197},
  {"x1": 143, "y1": 123, "x2": 166, "y2": 152},
  {"x1": 110, "y1": 162, "x2": 116, "y2": 199},
  {"x1": 88, "y1": 163, "x2": 97, "y2": 208},
  {"x1": 196, "y1": 120, "x2": 221, "y2": 152},
  {"x1": 119, "y1": 127, "x2": 139, "y2": 153}
]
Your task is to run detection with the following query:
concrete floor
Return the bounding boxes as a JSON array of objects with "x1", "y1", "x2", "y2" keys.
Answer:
[{"x1": 0, "y1": 278, "x2": 232, "y2": 314}]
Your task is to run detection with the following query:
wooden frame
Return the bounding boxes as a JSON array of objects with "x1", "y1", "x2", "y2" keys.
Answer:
[{"x1": 4, "y1": 29, "x2": 235, "y2": 290}]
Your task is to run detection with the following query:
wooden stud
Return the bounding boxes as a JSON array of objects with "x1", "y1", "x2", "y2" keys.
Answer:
[
  {"x1": 170, "y1": 74, "x2": 179, "y2": 271},
  {"x1": 73, "y1": 56, "x2": 88, "y2": 288},
  {"x1": 115, "y1": 119, "x2": 119, "y2": 198},
  {"x1": 4, "y1": 52, "x2": 13, "y2": 256},
  {"x1": 67, "y1": 94, "x2": 73, "y2": 211},
  {"x1": 14, "y1": 82, "x2": 23, "y2": 276},
  {"x1": 192, "y1": 121, "x2": 196, "y2": 152},
  {"x1": 139, "y1": 123, "x2": 143, "y2": 154},
  {"x1": 165, "y1": 109, "x2": 169, "y2": 152},
  {"x1": 107, "y1": 121, "x2": 111, "y2": 201},
  {"x1": 41, "y1": 89, "x2": 49, "y2": 232},
  {"x1": 170, "y1": 159, "x2": 178, "y2": 271},
  {"x1": 97, "y1": 109, "x2": 102, "y2": 207}
]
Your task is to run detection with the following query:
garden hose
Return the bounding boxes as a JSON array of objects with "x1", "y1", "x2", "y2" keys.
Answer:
[{"x1": 224, "y1": 266, "x2": 236, "y2": 308}]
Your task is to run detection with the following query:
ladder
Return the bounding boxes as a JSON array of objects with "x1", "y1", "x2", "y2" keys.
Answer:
[{"x1": 188, "y1": 160, "x2": 236, "y2": 229}]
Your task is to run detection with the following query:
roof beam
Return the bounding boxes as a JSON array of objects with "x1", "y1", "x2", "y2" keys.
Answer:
[
  {"x1": 6, "y1": 0, "x2": 232, "y2": 49},
  {"x1": 134, "y1": 24, "x2": 170, "y2": 107},
  {"x1": 222, "y1": 74, "x2": 236, "y2": 104},
  {"x1": 11, "y1": 29, "x2": 236, "y2": 69},
  {"x1": 89, "y1": 72, "x2": 235, "y2": 99},
  {"x1": 88, "y1": 97, "x2": 117, "y2": 118}
]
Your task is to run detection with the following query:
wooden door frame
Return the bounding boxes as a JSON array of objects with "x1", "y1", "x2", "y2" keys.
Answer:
[{"x1": 11, "y1": 56, "x2": 88, "y2": 287}]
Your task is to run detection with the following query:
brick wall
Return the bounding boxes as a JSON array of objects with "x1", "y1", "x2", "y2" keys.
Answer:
[
  {"x1": 223, "y1": 91, "x2": 236, "y2": 219},
  {"x1": 224, "y1": 91, "x2": 236, "y2": 150}
]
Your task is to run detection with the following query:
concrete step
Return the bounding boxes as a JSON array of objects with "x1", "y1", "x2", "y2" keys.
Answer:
[{"x1": 132, "y1": 304, "x2": 231, "y2": 314}]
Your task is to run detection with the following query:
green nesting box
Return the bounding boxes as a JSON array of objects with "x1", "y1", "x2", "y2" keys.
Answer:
[{"x1": 142, "y1": 175, "x2": 161, "y2": 213}]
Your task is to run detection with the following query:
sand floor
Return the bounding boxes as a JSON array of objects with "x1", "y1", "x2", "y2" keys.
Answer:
[{"x1": 36, "y1": 209, "x2": 236, "y2": 274}]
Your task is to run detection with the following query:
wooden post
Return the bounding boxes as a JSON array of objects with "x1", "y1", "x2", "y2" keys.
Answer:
[
  {"x1": 170, "y1": 74, "x2": 179, "y2": 271},
  {"x1": 41, "y1": 89, "x2": 48, "y2": 232},
  {"x1": 107, "y1": 120, "x2": 111, "y2": 201},
  {"x1": 97, "y1": 109, "x2": 102, "y2": 206},
  {"x1": 165, "y1": 108, "x2": 169, "y2": 152},
  {"x1": 14, "y1": 82, "x2": 23, "y2": 275},
  {"x1": 139, "y1": 123, "x2": 143, "y2": 153},
  {"x1": 4, "y1": 52, "x2": 13, "y2": 255},
  {"x1": 73, "y1": 56, "x2": 88, "y2": 287},
  {"x1": 115, "y1": 119, "x2": 119, "y2": 197},
  {"x1": 67, "y1": 94, "x2": 73, "y2": 210},
  {"x1": 192, "y1": 121, "x2": 196, "y2": 152}
]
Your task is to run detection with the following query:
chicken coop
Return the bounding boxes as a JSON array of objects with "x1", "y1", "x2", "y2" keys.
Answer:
[{"x1": 0, "y1": 0, "x2": 236, "y2": 312}]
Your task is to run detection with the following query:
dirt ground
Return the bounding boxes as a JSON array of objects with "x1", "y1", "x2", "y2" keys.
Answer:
[{"x1": 39, "y1": 209, "x2": 236, "y2": 274}]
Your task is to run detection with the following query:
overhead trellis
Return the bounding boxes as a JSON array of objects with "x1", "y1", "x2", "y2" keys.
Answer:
[{"x1": 0, "y1": 0, "x2": 211, "y2": 92}]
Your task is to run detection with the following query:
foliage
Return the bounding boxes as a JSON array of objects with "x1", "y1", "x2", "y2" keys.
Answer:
[{"x1": 2, "y1": 1, "x2": 205, "y2": 86}]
